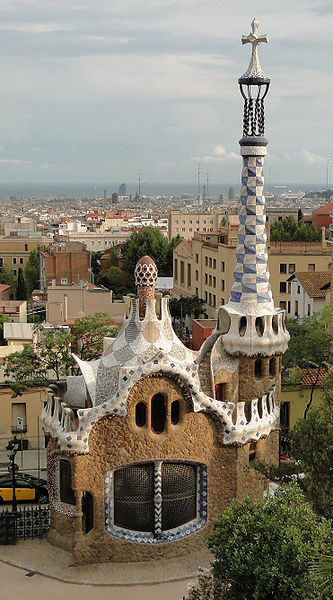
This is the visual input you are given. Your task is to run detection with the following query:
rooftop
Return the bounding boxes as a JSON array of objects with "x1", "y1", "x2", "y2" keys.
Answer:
[{"x1": 291, "y1": 271, "x2": 330, "y2": 298}]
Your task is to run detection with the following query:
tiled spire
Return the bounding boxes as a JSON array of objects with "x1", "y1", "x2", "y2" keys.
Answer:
[{"x1": 216, "y1": 18, "x2": 289, "y2": 356}]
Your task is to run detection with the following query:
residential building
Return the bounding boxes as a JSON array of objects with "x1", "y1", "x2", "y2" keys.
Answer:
[
  {"x1": 289, "y1": 271, "x2": 331, "y2": 317},
  {"x1": 40, "y1": 241, "x2": 90, "y2": 291},
  {"x1": 168, "y1": 209, "x2": 225, "y2": 241},
  {"x1": 173, "y1": 230, "x2": 333, "y2": 319},
  {"x1": 280, "y1": 368, "x2": 327, "y2": 433},
  {"x1": 0, "y1": 300, "x2": 27, "y2": 323},
  {"x1": 46, "y1": 282, "x2": 126, "y2": 325},
  {"x1": 0, "y1": 387, "x2": 45, "y2": 450},
  {"x1": 66, "y1": 230, "x2": 133, "y2": 251},
  {"x1": 3, "y1": 322, "x2": 34, "y2": 346},
  {"x1": 0, "y1": 235, "x2": 50, "y2": 276}
]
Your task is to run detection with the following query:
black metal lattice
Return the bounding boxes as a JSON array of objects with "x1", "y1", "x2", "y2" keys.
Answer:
[
  {"x1": 161, "y1": 462, "x2": 197, "y2": 530},
  {"x1": 0, "y1": 505, "x2": 50, "y2": 545},
  {"x1": 114, "y1": 463, "x2": 155, "y2": 532}
]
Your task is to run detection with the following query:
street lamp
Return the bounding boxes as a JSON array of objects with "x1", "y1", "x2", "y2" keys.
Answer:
[
  {"x1": 6, "y1": 436, "x2": 20, "y2": 513},
  {"x1": 326, "y1": 158, "x2": 332, "y2": 191}
]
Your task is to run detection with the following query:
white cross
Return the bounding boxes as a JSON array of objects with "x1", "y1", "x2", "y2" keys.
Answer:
[{"x1": 241, "y1": 18, "x2": 269, "y2": 80}]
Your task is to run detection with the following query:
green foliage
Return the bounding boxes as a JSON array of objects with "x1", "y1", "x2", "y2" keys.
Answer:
[
  {"x1": 0, "y1": 265, "x2": 16, "y2": 290},
  {"x1": 16, "y1": 267, "x2": 27, "y2": 300},
  {"x1": 310, "y1": 550, "x2": 333, "y2": 596},
  {"x1": 207, "y1": 483, "x2": 332, "y2": 600},
  {"x1": 169, "y1": 296, "x2": 206, "y2": 320},
  {"x1": 107, "y1": 246, "x2": 119, "y2": 267},
  {"x1": 97, "y1": 266, "x2": 129, "y2": 296},
  {"x1": 121, "y1": 227, "x2": 172, "y2": 282},
  {"x1": 0, "y1": 313, "x2": 11, "y2": 345},
  {"x1": 292, "y1": 377, "x2": 333, "y2": 518},
  {"x1": 249, "y1": 458, "x2": 303, "y2": 483},
  {"x1": 166, "y1": 234, "x2": 182, "y2": 273},
  {"x1": 70, "y1": 312, "x2": 119, "y2": 361},
  {"x1": 270, "y1": 216, "x2": 321, "y2": 242},
  {"x1": 4, "y1": 313, "x2": 119, "y2": 395},
  {"x1": 4, "y1": 344, "x2": 49, "y2": 397},
  {"x1": 283, "y1": 305, "x2": 333, "y2": 370},
  {"x1": 90, "y1": 251, "x2": 103, "y2": 277},
  {"x1": 24, "y1": 249, "x2": 40, "y2": 296}
]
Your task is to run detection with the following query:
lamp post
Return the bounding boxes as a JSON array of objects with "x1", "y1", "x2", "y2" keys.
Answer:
[
  {"x1": 326, "y1": 158, "x2": 332, "y2": 191},
  {"x1": 6, "y1": 436, "x2": 19, "y2": 513}
]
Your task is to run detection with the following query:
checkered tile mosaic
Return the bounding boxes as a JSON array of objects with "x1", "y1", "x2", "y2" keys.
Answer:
[{"x1": 230, "y1": 155, "x2": 273, "y2": 305}]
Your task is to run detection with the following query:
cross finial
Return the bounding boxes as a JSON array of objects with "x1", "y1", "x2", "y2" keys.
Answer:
[{"x1": 240, "y1": 18, "x2": 269, "y2": 81}]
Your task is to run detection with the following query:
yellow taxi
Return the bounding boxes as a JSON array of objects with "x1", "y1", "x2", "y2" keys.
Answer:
[{"x1": 0, "y1": 474, "x2": 48, "y2": 503}]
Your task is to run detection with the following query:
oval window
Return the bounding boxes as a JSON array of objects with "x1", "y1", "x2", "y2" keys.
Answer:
[
  {"x1": 255, "y1": 317, "x2": 264, "y2": 337},
  {"x1": 239, "y1": 316, "x2": 247, "y2": 337},
  {"x1": 151, "y1": 394, "x2": 166, "y2": 433}
]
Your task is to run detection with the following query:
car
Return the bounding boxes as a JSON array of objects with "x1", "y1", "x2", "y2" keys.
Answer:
[{"x1": 0, "y1": 473, "x2": 49, "y2": 504}]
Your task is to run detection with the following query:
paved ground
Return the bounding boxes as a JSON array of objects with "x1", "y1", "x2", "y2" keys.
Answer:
[
  {"x1": 0, "y1": 538, "x2": 211, "y2": 598},
  {"x1": 0, "y1": 561, "x2": 195, "y2": 600}
]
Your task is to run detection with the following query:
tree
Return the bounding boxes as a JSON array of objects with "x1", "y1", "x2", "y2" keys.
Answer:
[
  {"x1": 37, "y1": 326, "x2": 73, "y2": 381},
  {"x1": 97, "y1": 266, "x2": 129, "y2": 296},
  {"x1": 16, "y1": 267, "x2": 27, "y2": 300},
  {"x1": 207, "y1": 483, "x2": 332, "y2": 600},
  {"x1": 24, "y1": 249, "x2": 40, "y2": 296},
  {"x1": 0, "y1": 313, "x2": 11, "y2": 345},
  {"x1": 291, "y1": 373, "x2": 333, "y2": 518},
  {"x1": 4, "y1": 344, "x2": 49, "y2": 397},
  {"x1": 90, "y1": 251, "x2": 103, "y2": 278},
  {"x1": 0, "y1": 265, "x2": 16, "y2": 291},
  {"x1": 70, "y1": 313, "x2": 119, "y2": 361},
  {"x1": 283, "y1": 305, "x2": 333, "y2": 372},
  {"x1": 121, "y1": 227, "x2": 170, "y2": 283},
  {"x1": 270, "y1": 216, "x2": 321, "y2": 242}
]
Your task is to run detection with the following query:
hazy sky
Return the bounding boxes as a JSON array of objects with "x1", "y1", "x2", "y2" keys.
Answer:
[{"x1": 0, "y1": 0, "x2": 332, "y2": 185}]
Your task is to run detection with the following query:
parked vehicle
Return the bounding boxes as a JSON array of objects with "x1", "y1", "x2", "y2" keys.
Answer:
[{"x1": 0, "y1": 474, "x2": 48, "y2": 504}]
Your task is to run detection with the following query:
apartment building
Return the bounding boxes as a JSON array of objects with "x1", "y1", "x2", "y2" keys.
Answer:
[
  {"x1": 67, "y1": 230, "x2": 132, "y2": 251},
  {"x1": 40, "y1": 241, "x2": 90, "y2": 291},
  {"x1": 168, "y1": 209, "x2": 225, "y2": 241},
  {"x1": 0, "y1": 235, "x2": 50, "y2": 276},
  {"x1": 173, "y1": 229, "x2": 333, "y2": 319}
]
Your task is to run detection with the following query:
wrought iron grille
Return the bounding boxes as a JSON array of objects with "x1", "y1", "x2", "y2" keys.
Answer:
[
  {"x1": 114, "y1": 463, "x2": 155, "y2": 532},
  {"x1": 0, "y1": 505, "x2": 50, "y2": 545},
  {"x1": 161, "y1": 462, "x2": 197, "y2": 530},
  {"x1": 113, "y1": 461, "x2": 198, "y2": 535}
]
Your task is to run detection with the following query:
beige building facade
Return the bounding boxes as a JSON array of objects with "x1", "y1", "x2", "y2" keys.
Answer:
[
  {"x1": 168, "y1": 210, "x2": 225, "y2": 241},
  {"x1": 173, "y1": 231, "x2": 333, "y2": 319},
  {"x1": 0, "y1": 387, "x2": 45, "y2": 450},
  {"x1": 0, "y1": 236, "x2": 50, "y2": 276},
  {"x1": 46, "y1": 284, "x2": 126, "y2": 325}
]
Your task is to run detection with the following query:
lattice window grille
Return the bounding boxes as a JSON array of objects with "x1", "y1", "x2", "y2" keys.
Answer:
[{"x1": 104, "y1": 460, "x2": 208, "y2": 544}]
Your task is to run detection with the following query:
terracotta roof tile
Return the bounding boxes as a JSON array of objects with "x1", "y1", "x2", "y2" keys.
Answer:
[
  {"x1": 301, "y1": 368, "x2": 328, "y2": 387},
  {"x1": 294, "y1": 271, "x2": 330, "y2": 298}
]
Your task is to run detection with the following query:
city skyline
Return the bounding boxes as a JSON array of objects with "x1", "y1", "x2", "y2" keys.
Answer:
[{"x1": 0, "y1": 1, "x2": 332, "y2": 185}]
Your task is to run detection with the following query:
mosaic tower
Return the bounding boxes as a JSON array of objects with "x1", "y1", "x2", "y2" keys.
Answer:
[{"x1": 217, "y1": 18, "x2": 289, "y2": 358}]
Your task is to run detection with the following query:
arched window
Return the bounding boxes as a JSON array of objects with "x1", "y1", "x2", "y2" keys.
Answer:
[
  {"x1": 239, "y1": 316, "x2": 247, "y2": 337},
  {"x1": 255, "y1": 317, "x2": 264, "y2": 337},
  {"x1": 171, "y1": 400, "x2": 180, "y2": 424},
  {"x1": 269, "y1": 357, "x2": 277, "y2": 377},
  {"x1": 151, "y1": 393, "x2": 166, "y2": 433},
  {"x1": 135, "y1": 402, "x2": 146, "y2": 427},
  {"x1": 254, "y1": 359, "x2": 262, "y2": 379},
  {"x1": 108, "y1": 460, "x2": 207, "y2": 543}
]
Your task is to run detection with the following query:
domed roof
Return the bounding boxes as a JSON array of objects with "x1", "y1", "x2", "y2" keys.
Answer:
[{"x1": 135, "y1": 255, "x2": 158, "y2": 287}]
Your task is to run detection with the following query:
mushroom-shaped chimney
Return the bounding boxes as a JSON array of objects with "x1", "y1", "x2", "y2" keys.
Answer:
[{"x1": 134, "y1": 255, "x2": 158, "y2": 317}]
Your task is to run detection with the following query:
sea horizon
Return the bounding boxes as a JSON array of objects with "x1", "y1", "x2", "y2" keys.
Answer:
[{"x1": 0, "y1": 181, "x2": 328, "y2": 199}]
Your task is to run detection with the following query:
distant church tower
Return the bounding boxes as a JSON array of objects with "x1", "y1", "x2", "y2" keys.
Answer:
[{"x1": 42, "y1": 19, "x2": 289, "y2": 565}]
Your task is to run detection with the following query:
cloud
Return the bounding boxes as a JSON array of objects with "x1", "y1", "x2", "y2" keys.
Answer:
[
  {"x1": 0, "y1": 23, "x2": 74, "y2": 33},
  {"x1": 193, "y1": 145, "x2": 240, "y2": 164},
  {"x1": 301, "y1": 150, "x2": 327, "y2": 165},
  {"x1": 0, "y1": 158, "x2": 33, "y2": 164}
]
